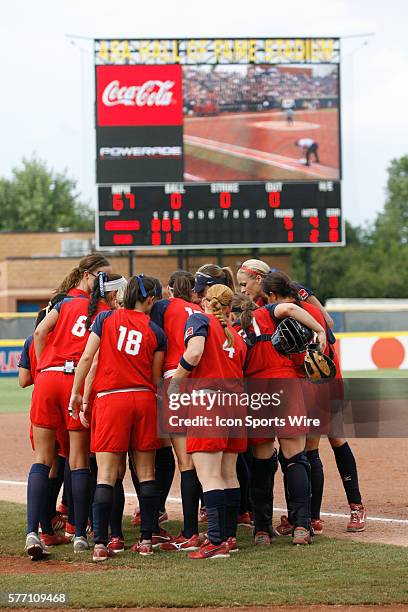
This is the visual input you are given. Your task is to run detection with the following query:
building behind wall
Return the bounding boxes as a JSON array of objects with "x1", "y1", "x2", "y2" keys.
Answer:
[{"x1": 0, "y1": 230, "x2": 291, "y2": 313}]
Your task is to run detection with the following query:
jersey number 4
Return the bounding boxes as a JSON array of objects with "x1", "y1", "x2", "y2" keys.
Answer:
[
  {"x1": 117, "y1": 326, "x2": 143, "y2": 356},
  {"x1": 223, "y1": 340, "x2": 235, "y2": 359}
]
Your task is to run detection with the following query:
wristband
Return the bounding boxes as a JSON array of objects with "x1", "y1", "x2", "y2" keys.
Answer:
[{"x1": 180, "y1": 356, "x2": 195, "y2": 372}]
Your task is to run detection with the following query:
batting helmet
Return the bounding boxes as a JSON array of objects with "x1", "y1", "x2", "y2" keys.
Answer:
[{"x1": 271, "y1": 317, "x2": 314, "y2": 355}]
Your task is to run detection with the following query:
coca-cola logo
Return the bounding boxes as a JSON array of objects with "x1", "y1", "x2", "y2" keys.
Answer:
[
  {"x1": 97, "y1": 65, "x2": 182, "y2": 126},
  {"x1": 102, "y1": 80, "x2": 175, "y2": 107}
]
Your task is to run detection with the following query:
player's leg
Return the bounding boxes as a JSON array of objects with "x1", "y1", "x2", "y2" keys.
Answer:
[
  {"x1": 93, "y1": 451, "x2": 122, "y2": 559},
  {"x1": 107, "y1": 453, "x2": 126, "y2": 553},
  {"x1": 313, "y1": 143, "x2": 320, "y2": 163},
  {"x1": 306, "y1": 436, "x2": 324, "y2": 534},
  {"x1": 236, "y1": 452, "x2": 252, "y2": 526},
  {"x1": 279, "y1": 436, "x2": 312, "y2": 545},
  {"x1": 221, "y1": 452, "x2": 240, "y2": 550},
  {"x1": 155, "y1": 442, "x2": 175, "y2": 519},
  {"x1": 131, "y1": 449, "x2": 157, "y2": 554},
  {"x1": 250, "y1": 440, "x2": 278, "y2": 544},
  {"x1": 172, "y1": 435, "x2": 201, "y2": 539},
  {"x1": 329, "y1": 437, "x2": 366, "y2": 531},
  {"x1": 69, "y1": 430, "x2": 91, "y2": 542}
]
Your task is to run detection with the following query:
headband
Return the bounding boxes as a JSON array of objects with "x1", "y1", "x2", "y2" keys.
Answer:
[
  {"x1": 104, "y1": 277, "x2": 127, "y2": 293},
  {"x1": 98, "y1": 272, "x2": 108, "y2": 297}
]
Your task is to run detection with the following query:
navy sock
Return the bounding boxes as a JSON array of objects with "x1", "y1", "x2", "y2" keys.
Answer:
[
  {"x1": 64, "y1": 461, "x2": 74, "y2": 525},
  {"x1": 93, "y1": 484, "x2": 113, "y2": 545},
  {"x1": 285, "y1": 452, "x2": 311, "y2": 530},
  {"x1": 71, "y1": 468, "x2": 91, "y2": 537},
  {"x1": 128, "y1": 452, "x2": 140, "y2": 500},
  {"x1": 332, "y1": 442, "x2": 362, "y2": 505},
  {"x1": 109, "y1": 479, "x2": 125, "y2": 539},
  {"x1": 180, "y1": 469, "x2": 200, "y2": 538},
  {"x1": 155, "y1": 446, "x2": 175, "y2": 513},
  {"x1": 40, "y1": 477, "x2": 59, "y2": 535},
  {"x1": 203, "y1": 489, "x2": 226, "y2": 545},
  {"x1": 307, "y1": 449, "x2": 324, "y2": 520},
  {"x1": 27, "y1": 463, "x2": 50, "y2": 535},
  {"x1": 225, "y1": 488, "x2": 241, "y2": 538},
  {"x1": 53, "y1": 456, "x2": 65, "y2": 512},
  {"x1": 236, "y1": 453, "x2": 250, "y2": 514},
  {"x1": 139, "y1": 480, "x2": 159, "y2": 541},
  {"x1": 89, "y1": 456, "x2": 98, "y2": 529},
  {"x1": 250, "y1": 455, "x2": 275, "y2": 535}
]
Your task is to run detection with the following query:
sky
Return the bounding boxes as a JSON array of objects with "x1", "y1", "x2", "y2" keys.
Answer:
[{"x1": 1, "y1": 0, "x2": 407, "y2": 227}]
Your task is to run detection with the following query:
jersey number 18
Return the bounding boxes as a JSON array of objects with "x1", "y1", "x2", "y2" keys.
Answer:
[{"x1": 117, "y1": 326, "x2": 143, "y2": 356}]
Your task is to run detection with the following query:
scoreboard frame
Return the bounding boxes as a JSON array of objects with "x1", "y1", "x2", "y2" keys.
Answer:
[{"x1": 94, "y1": 37, "x2": 344, "y2": 251}]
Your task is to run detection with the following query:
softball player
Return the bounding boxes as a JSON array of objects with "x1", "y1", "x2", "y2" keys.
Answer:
[
  {"x1": 235, "y1": 281, "x2": 326, "y2": 545},
  {"x1": 169, "y1": 284, "x2": 247, "y2": 559},
  {"x1": 192, "y1": 264, "x2": 235, "y2": 305},
  {"x1": 24, "y1": 273, "x2": 123, "y2": 560},
  {"x1": 69, "y1": 275, "x2": 166, "y2": 562}
]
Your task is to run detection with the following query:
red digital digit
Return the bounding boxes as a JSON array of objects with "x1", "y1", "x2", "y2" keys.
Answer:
[
  {"x1": 151, "y1": 218, "x2": 161, "y2": 232},
  {"x1": 309, "y1": 229, "x2": 319, "y2": 243},
  {"x1": 125, "y1": 193, "x2": 136, "y2": 209},
  {"x1": 329, "y1": 217, "x2": 339, "y2": 229},
  {"x1": 220, "y1": 192, "x2": 231, "y2": 209},
  {"x1": 329, "y1": 229, "x2": 339, "y2": 242},
  {"x1": 287, "y1": 230, "x2": 294, "y2": 242},
  {"x1": 112, "y1": 194, "x2": 124, "y2": 211},
  {"x1": 170, "y1": 193, "x2": 182, "y2": 210},
  {"x1": 162, "y1": 218, "x2": 171, "y2": 232},
  {"x1": 172, "y1": 219, "x2": 182, "y2": 232},
  {"x1": 165, "y1": 233, "x2": 172, "y2": 245},
  {"x1": 283, "y1": 217, "x2": 293, "y2": 230},
  {"x1": 309, "y1": 216, "x2": 319, "y2": 228},
  {"x1": 113, "y1": 234, "x2": 133, "y2": 245},
  {"x1": 268, "y1": 192, "x2": 281, "y2": 208},
  {"x1": 151, "y1": 232, "x2": 161, "y2": 246}
]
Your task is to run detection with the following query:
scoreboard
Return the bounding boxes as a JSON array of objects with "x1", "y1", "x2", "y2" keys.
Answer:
[{"x1": 95, "y1": 38, "x2": 344, "y2": 250}]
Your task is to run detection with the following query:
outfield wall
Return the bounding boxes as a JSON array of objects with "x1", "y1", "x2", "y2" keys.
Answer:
[{"x1": 1, "y1": 333, "x2": 408, "y2": 377}]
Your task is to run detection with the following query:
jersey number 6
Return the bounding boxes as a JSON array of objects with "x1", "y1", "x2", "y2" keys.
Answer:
[{"x1": 117, "y1": 326, "x2": 143, "y2": 356}]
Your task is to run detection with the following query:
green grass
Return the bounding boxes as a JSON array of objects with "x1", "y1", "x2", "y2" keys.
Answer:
[
  {"x1": 0, "y1": 501, "x2": 407, "y2": 607},
  {"x1": 0, "y1": 378, "x2": 31, "y2": 414},
  {"x1": 0, "y1": 369, "x2": 407, "y2": 416}
]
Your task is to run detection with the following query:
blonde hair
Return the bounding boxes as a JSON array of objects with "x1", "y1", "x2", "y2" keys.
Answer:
[
  {"x1": 205, "y1": 284, "x2": 234, "y2": 348},
  {"x1": 238, "y1": 258, "x2": 270, "y2": 278},
  {"x1": 231, "y1": 293, "x2": 258, "y2": 331}
]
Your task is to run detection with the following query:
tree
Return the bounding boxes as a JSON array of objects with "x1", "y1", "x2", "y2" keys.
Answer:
[
  {"x1": 375, "y1": 155, "x2": 408, "y2": 245},
  {"x1": 0, "y1": 157, "x2": 94, "y2": 231}
]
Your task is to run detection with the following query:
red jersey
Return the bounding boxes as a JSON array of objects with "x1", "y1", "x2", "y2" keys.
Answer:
[
  {"x1": 38, "y1": 297, "x2": 109, "y2": 370},
  {"x1": 91, "y1": 309, "x2": 167, "y2": 393},
  {"x1": 184, "y1": 313, "x2": 246, "y2": 379},
  {"x1": 151, "y1": 298, "x2": 203, "y2": 373},
  {"x1": 243, "y1": 305, "x2": 298, "y2": 378},
  {"x1": 18, "y1": 335, "x2": 37, "y2": 381}
]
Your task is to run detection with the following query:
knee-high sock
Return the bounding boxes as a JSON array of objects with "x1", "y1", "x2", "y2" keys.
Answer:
[
  {"x1": 89, "y1": 456, "x2": 98, "y2": 529},
  {"x1": 225, "y1": 488, "x2": 241, "y2": 538},
  {"x1": 27, "y1": 463, "x2": 50, "y2": 535},
  {"x1": 71, "y1": 468, "x2": 91, "y2": 538},
  {"x1": 250, "y1": 454, "x2": 277, "y2": 535},
  {"x1": 139, "y1": 480, "x2": 159, "y2": 541},
  {"x1": 180, "y1": 469, "x2": 200, "y2": 538},
  {"x1": 93, "y1": 484, "x2": 113, "y2": 545},
  {"x1": 109, "y1": 479, "x2": 125, "y2": 539},
  {"x1": 155, "y1": 446, "x2": 175, "y2": 513},
  {"x1": 332, "y1": 442, "x2": 362, "y2": 505},
  {"x1": 307, "y1": 449, "x2": 324, "y2": 520},
  {"x1": 128, "y1": 452, "x2": 140, "y2": 501},
  {"x1": 203, "y1": 489, "x2": 226, "y2": 545},
  {"x1": 285, "y1": 453, "x2": 311, "y2": 530},
  {"x1": 64, "y1": 461, "x2": 74, "y2": 525},
  {"x1": 236, "y1": 453, "x2": 250, "y2": 514}
]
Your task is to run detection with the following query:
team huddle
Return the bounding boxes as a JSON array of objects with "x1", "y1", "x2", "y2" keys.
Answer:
[{"x1": 19, "y1": 254, "x2": 367, "y2": 562}]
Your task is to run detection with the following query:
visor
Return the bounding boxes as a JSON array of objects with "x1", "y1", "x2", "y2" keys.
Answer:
[{"x1": 193, "y1": 272, "x2": 225, "y2": 294}]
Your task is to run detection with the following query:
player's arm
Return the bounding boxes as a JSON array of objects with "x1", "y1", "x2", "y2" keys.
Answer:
[
  {"x1": 152, "y1": 350, "x2": 165, "y2": 386},
  {"x1": 305, "y1": 295, "x2": 334, "y2": 329},
  {"x1": 34, "y1": 309, "x2": 59, "y2": 360},
  {"x1": 274, "y1": 302, "x2": 326, "y2": 352},
  {"x1": 69, "y1": 332, "x2": 101, "y2": 419},
  {"x1": 18, "y1": 368, "x2": 33, "y2": 388},
  {"x1": 18, "y1": 337, "x2": 34, "y2": 387}
]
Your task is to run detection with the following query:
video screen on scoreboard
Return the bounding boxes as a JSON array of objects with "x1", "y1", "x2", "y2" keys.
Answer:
[{"x1": 95, "y1": 39, "x2": 340, "y2": 185}]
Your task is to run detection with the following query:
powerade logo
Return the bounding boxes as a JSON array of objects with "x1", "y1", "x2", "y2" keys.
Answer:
[{"x1": 99, "y1": 146, "x2": 182, "y2": 159}]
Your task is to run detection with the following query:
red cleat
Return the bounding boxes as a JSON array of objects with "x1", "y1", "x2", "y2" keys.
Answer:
[
  {"x1": 131, "y1": 509, "x2": 141, "y2": 527},
  {"x1": 292, "y1": 526, "x2": 312, "y2": 545},
  {"x1": 151, "y1": 528, "x2": 173, "y2": 548},
  {"x1": 131, "y1": 540, "x2": 153, "y2": 556},
  {"x1": 188, "y1": 540, "x2": 230, "y2": 559},
  {"x1": 237, "y1": 512, "x2": 253, "y2": 527},
  {"x1": 40, "y1": 533, "x2": 70, "y2": 546},
  {"x1": 274, "y1": 515, "x2": 294, "y2": 537},
  {"x1": 64, "y1": 522, "x2": 75, "y2": 540},
  {"x1": 254, "y1": 531, "x2": 272, "y2": 545},
  {"x1": 93, "y1": 544, "x2": 114, "y2": 562},
  {"x1": 160, "y1": 532, "x2": 201, "y2": 552},
  {"x1": 311, "y1": 518, "x2": 324, "y2": 535},
  {"x1": 51, "y1": 512, "x2": 66, "y2": 532},
  {"x1": 107, "y1": 537, "x2": 125, "y2": 553},
  {"x1": 226, "y1": 536, "x2": 239, "y2": 553},
  {"x1": 57, "y1": 503, "x2": 68, "y2": 520},
  {"x1": 347, "y1": 504, "x2": 367, "y2": 532}
]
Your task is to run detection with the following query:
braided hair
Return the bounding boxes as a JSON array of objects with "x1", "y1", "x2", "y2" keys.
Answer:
[
  {"x1": 205, "y1": 284, "x2": 234, "y2": 348},
  {"x1": 85, "y1": 273, "x2": 123, "y2": 329},
  {"x1": 231, "y1": 293, "x2": 258, "y2": 332}
]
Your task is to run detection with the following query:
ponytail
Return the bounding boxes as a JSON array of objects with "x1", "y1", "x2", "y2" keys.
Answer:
[
  {"x1": 123, "y1": 275, "x2": 157, "y2": 310},
  {"x1": 221, "y1": 267, "x2": 235, "y2": 291},
  {"x1": 205, "y1": 284, "x2": 234, "y2": 348},
  {"x1": 53, "y1": 252, "x2": 110, "y2": 295},
  {"x1": 169, "y1": 270, "x2": 194, "y2": 301},
  {"x1": 231, "y1": 293, "x2": 257, "y2": 332},
  {"x1": 56, "y1": 268, "x2": 82, "y2": 295}
]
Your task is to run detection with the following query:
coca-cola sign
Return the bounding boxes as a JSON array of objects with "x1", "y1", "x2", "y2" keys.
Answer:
[{"x1": 96, "y1": 65, "x2": 182, "y2": 126}]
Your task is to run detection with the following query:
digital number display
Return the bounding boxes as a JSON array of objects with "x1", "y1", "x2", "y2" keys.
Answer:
[{"x1": 97, "y1": 181, "x2": 343, "y2": 249}]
